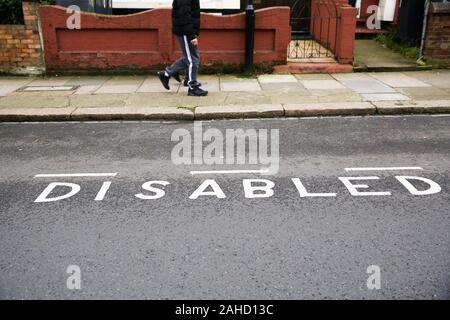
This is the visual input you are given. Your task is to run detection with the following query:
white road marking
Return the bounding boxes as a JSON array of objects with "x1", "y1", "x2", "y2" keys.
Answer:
[
  {"x1": 345, "y1": 167, "x2": 423, "y2": 171},
  {"x1": 190, "y1": 169, "x2": 270, "y2": 175},
  {"x1": 34, "y1": 173, "x2": 118, "y2": 178}
]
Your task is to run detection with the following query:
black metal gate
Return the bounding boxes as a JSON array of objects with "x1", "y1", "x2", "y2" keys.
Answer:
[
  {"x1": 242, "y1": 0, "x2": 341, "y2": 59},
  {"x1": 251, "y1": 0, "x2": 312, "y2": 36}
]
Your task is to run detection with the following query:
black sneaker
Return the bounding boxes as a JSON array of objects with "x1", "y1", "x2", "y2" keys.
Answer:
[
  {"x1": 158, "y1": 71, "x2": 170, "y2": 90},
  {"x1": 188, "y1": 86, "x2": 208, "y2": 96},
  {"x1": 173, "y1": 73, "x2": 182, "y2": 83}
]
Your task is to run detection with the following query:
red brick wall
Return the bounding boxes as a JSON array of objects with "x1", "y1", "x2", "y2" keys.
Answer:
[
  {"x1": 424, "y1": 2, "x2": 450, "y2": 62},
  {"x1": 0, "y1": 0, "x2": 44, "y2": 74},
  {"x1": 310, "y1": 0, "x2": 357, "y2": 64},
  {"x1": 39, "y1": 6, "x2": 291, "y2": 72}
]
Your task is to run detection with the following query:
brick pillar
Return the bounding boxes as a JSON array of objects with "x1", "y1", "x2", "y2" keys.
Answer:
[
  {"x1": 22, "y1": 0, "x2": 45, "y2": 72},
  {"x1": 335, "y1": 4, "x2": 357, "y2": 64}
]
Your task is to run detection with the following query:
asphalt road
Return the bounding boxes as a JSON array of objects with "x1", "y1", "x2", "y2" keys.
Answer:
[{"x1": 0, "y1": 115, "x2": 449, "y2": 299}]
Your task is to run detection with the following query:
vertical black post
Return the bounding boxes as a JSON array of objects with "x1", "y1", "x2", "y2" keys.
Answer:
[{"x1": 244, "y1": 0, "x2": 255, "y2": 74}]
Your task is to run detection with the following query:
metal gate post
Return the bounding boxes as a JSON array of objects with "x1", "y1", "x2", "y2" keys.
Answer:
[{"x1": 244, "y1": 0, "x2": 255, "y2": 74}]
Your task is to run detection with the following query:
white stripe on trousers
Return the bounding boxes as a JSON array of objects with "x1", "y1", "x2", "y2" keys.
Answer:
[{"x1": 183, "y1": 35, "x2": 194, "y2": 89}]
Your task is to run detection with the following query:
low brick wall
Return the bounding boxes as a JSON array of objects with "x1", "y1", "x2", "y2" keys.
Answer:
[
  {"x1": 310, "y1": 0, "x2": 357, "y2": 64},
  {"x1": 39, "y1": 6, "x2": 291, "y2": 72},
  {"x1": 0, "y1": 0, "x2": 44, "y2": 74},
  {"x1": 424, "y1": 2, "x2": 450, "y2": 62}
]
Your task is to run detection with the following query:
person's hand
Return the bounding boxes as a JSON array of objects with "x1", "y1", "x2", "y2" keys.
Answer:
[{"x1": 191, "y1": 38, "x2": 198, "y2": 46}]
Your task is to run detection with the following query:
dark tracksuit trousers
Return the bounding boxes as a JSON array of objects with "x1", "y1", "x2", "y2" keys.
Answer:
[{"x1": 165, "y1": 35, "x2": 200, "y2": 89}]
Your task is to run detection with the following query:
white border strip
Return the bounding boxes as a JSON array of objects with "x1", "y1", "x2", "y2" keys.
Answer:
[
  {"x1": 345, "y1": 167, "x2": 423, "y2": 171},
  {"x1": 34, "y1": 173, "x2": 118, "y2": 178},
  {"x1": 190, "y1": 169, "x2": 269, "y2": 175}
]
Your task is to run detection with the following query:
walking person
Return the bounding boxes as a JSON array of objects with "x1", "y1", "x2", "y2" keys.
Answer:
[{"x1": 158, "y1": 0, "x2": 208, "y2": 96}]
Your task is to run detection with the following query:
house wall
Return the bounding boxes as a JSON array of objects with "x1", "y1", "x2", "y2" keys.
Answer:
[
  {"x1": 424, "y1": 2, "x2": 450, "y2": 62},
  {"x1": 0, "y1": 0, "x2": 44, "y2": 74},
  {"x1": 39, "y1": 5, "x2": 291, "y2": 72}
]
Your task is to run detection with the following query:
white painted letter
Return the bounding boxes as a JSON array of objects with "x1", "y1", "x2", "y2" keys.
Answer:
[
  {"x1": 171, "y1": 128, "x2": 192, "y2": 165},
  {"x1": 292, "y1": 178, "x2": 336, "y2": 197},
  {"x1": 366, "y1": 265, "x2": 381, "y2": 290},
  {"x1": 395, "y1": 176, "x2": 441, "y2": 195},
  {"x1": 338, "y1": 176, "x2": 391, "y2": 196},
  {"x1": 94, "y1": 181, "x2": 111, "y2": 201},
  {"x1": 66, "y1": 5, "x2": 81, "y2": 30},
  {"x1": 66, "y1": 265, "x2": 81, "y2": 290},
  {"x1": 189, "y1": 179, "x2": 226, "y2": 199},
  {"x1": 35, "y1": 182, "x2": 81, "y2": 203},
  {"x1": 366, "y1": 5, "x2": 381, "y2": 30},
  {"x1": 243, "y1": 179, "x2": 274, "y2": 198},
  {"x1": 135, "y1": 181, "x2": 170, "y2": 200}
]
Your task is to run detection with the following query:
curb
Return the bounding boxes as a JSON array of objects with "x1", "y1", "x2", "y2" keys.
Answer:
[
  {"x1": 353, "y1": 65, "x2": 434, "y2": 73},
  {"x1": 0, "y1": 101, "x2": 449, "y2": 122}
]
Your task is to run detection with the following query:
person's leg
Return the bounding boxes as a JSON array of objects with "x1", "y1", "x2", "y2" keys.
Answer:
[
  {"x1": 159, "y1": 35, "x2": 206, "y2": 95},
  {"x1": 158, "y1": 36, "x2": 188, "y2": 90},
  {"x1": 182, "y1": 35, "x2": 200, "y2": 88}
]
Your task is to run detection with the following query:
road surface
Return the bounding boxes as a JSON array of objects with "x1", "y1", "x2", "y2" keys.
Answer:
[{"x1": 0, "y1": 115, "x2": 449, "y2": 299}]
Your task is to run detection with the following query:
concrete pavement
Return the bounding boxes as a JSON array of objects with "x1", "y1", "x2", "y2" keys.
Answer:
[{"x1": 0, "y1": 70, "x2": 449, "y2": 121}]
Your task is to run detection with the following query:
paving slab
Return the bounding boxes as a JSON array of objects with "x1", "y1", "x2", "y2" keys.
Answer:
[
  {"x1": 373, "y1": 100, "x2": 450, "y2": 114},
  {"x1": 69, "y1": 93, "x2": 129, "y2": 108},
  {"x1": 257, "y1": 74, "x2": 298, "y2": 84},
  {"x1": 195, "y1": 104, "x2": 284, "y2": 120},
  {"x1": 402, "y1": 70, "x2": 450, "y2": 89},
  {"x1": 300, "y1": 79, "x2": 346, "y2": 90},
  {"x1": 224, "y1": 91, "x2": 270, "y2": 105},
  {"x1": 220, "y1": 78, "x2": 261, "y2": 92},
  {"x1": 74, "y1": 85, "x2": 103, "y2": 95},
  {"x1": 0, "y1": 77, "x2": 34, "y2": 96},
  {"x1": 65, "y1": 76, "x2": 110, "y2": 86},
  {"x1": 29, "y1": 76, "x2": 73, "y2": 86},
  {"x1": 0, "y1": 95, "x2": 69, "y2": 109},
  {"x1": 69, "y1": 77, "x2": 110, "y2": 94},
  {"x1": 10, "y1": 90, "x2": 76, "y2": 97},
  {"x1": 0, "y1": 85, "x2": 25, "y2": 97},
  {"x1": 314, "y1": 90, "x2": 362, "y2": 103},
  {"x1": 396, "y1": 87, "x2": 450, "y2": 101},
  {"x1": 179, "y1": 92, "x2": 229, "y2": 108},
  {"x1": 269, "y1": 93, "x2": 318, "y2": 105},
  {"x1": 331, "y1": 73, "x2": 373, "y2": 81},
  {"x1": 369, "y1": 73, "x2": 431, "y2": 88},
  {"x1": 178, "y1": 75, "x2": 220, "y2": 94},
  {"x1": 124, "y1": 92, "x2": 193, "y2": 108},
  {"x1": 339, "y1": 79, "x2": 397, "y2": 94},
  {"x1": 284, "y1": 102, "x2": 375, "y2": 117},
  {"x1": 137, "y1": 76, "x2": 180, "y2": 93},
  {"x1": 295, "y1": 74, "x2": 334, "y2": 80},
  {"x1": 95, "y1": 85, "x2": 142, "y2": 94},
  {"x1": 259, "y1": 82, "x2": 309, "y2": 94},
  {"x1": 361, "y1": 93, "x2": 410, "y2": 101},
  {"x1": 95, "y1": 76, "x2": 145, "y2": 94}
]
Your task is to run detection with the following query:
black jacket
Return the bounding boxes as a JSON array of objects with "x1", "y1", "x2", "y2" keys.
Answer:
[{"x1": 172, "y1": 0, "x2": 201, "y2": 41}]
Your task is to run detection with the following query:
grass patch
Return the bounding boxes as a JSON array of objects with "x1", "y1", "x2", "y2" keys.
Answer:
[{"x1": 375, "y1": 33, "x2": 420, "y2": 60}]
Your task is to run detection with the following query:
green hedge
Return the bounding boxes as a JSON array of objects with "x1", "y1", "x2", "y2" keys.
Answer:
[{"x1": 0, "y1": 0, "x2": 55, "y2": 25}]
